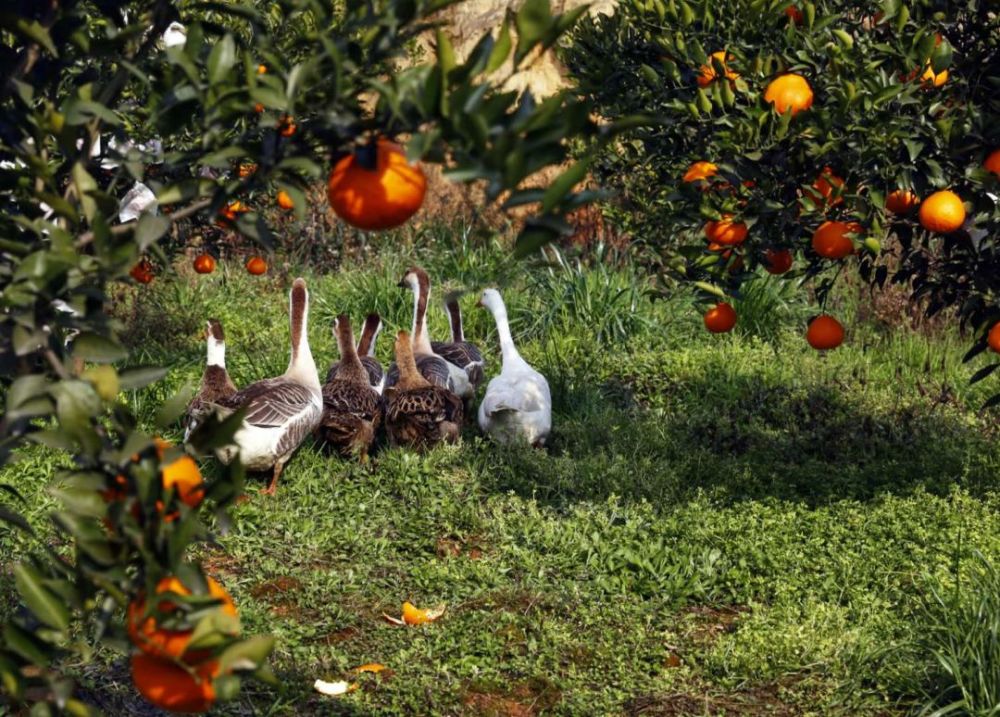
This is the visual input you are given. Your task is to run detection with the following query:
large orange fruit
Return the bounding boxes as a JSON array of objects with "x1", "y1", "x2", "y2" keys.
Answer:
[
  {"x1": 984, "y1": 150, "x2": 1000, "y2": 176},
  {"x1": 131, "y1": 653, "x2": 219, "y2": 714},
  {"x1": 245, "y1": 256, "x2": 267, "y2": 275},
  {"x1": 764, "y1": 74, "x2": 813, "y2": 115},
  {"x1": 989, "y1": 322, "x2": 1000, "y2": 354},
  {"x1": 919, "y1": 190, "x2": 965, "y2": 233},
  {"x1": 811, "y1": 221, "x2": 860, "y2": 259},
  {"x1": 764, "y1": 248, "x2": 793, "y2": 275},
  {"x1": 885, "y1": 189, "x2": 920, "y2": 215},
  {"x1": 812, "y1": 167, "x2": 844, "y2": 207},
  {"x1": 703, "y1": 303, "x2": 737, "y2": 333},
  {"x1": 327, "y1": 139, "x2": 427, "y2": 230},
  {"x1": 128, "y1": 575, "x2": 237, "y2": 661},
  {"x1": 704, "y1": 215, "x2": 748, "y2": 246},
  {"x1": 683, "y1": 161, "x2": 718, "y2": 183},
  {"x1": 806, "y1": 315, "x2": 844, "y2": 350},
  {"x1": 192, "y1": 254, "x2": 215, "y2": 275},
  {"x1": 697, "y1": 52, "x2": 739, "y2": 88}
]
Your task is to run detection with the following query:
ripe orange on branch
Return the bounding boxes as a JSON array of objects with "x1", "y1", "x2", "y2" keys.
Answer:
[
  {"x1": 327, "y1": 139, "x2": 427, "y2": 231},
  {"x1": 764, "y1": 248, "x2": 793, "y2": 275},
  {"x1": 155, "y1": 439, "x2": 205, "y2": 509},
  {"x1": 919, "y1": 190, "x2": 965, "y2": 233},
  {"x1": 989, "y1": 322, "x2": 1000, "y2": 354},
  {"x1": 128, "y1": 575, "x2": 237, "y2": 661},
  {"x1": 764, "y1": 74, "x2": 813, "y2": 115},
  {"x1": 806, "y1": 315, "x2": 844, "y2": 350},
  {"x1": 193, "y1": 254, "x2": 215, "y2": 275},
  {"x1": 704, "y1": 215, "x2": 748, "y2": 246},
  {"x1": 919, "y1": 63, "x2": 948, "y2": 88},
  {"x1": 703, "y1": 303, "x2": 737, "y2": 333},
  {"x1": 245, "y1": 256, "x2": 268, "y2": 275},
  {"x1": 984, "y1": 150, "x2": 1000, "y2": 176},
  {"x1": 131, "y1": 653, "x2": 219, "y2": 714},
  {"x1": 683, "y1": 161, "x2": 718, "y2": 183},
  {"x1": 130, "y1": 259, "x2": 154, "y2": 284},
  {"x1": 885, "y1": 189, "x2": 920, "y2": 215},
  {"x1": 276, "y1": 190, "x2": 295, "y2": 211},
  {"x1": 812, "y1": 221, "x2": 860, "y2": 259},
  {"x1": 697, "y1": 51, "x2": 739, "y2": 87},
  {"x1": 812, "y1": 167, "x2": 845, "y2": 208}
]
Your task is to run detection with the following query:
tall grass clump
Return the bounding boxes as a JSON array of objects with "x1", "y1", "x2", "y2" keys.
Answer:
[
  {"x1": 522, "y1": 244, "x2": 653, "y2": 347},
  {"x1": 918, "y1": 551, "x2": 1000, "y2": 717},
  {"x1": 732, "y1": 274, "x2": 811, "y2": 343}
]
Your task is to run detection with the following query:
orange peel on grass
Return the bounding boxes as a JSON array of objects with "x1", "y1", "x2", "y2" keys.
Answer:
[
  {"x1": 382, "y1": 601, "x2": 446, "y2": 626},
  {"x1": 314, "y1": 663, "x2": 389, "y2": 697}
]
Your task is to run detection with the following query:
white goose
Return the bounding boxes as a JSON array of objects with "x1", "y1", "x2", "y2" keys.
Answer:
[
  {"x1": 478, "y1": 289, "x2": 551, "y2": 447},
  {"x1": 209, "y1": 278, "x2": 323, "y2": 495}
]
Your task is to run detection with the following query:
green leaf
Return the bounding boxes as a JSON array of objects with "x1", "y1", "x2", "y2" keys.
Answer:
[
  {"x1": 218, "y1": 635, "x2": 275, "y2": 673},
  {"x1": 156, "y1": 384, "x2": 196, "y2": 428},
  {"x1": 514, "y1": 0, "x2": 552, "y2": 63},
  {"x1": 14, "y1": 563, "x2": 70, "y2": 631},
  {"x1": 3, "y1": 623, "x2": 50, "y2": 665},
  {"x1": 118, "y1": 366, "x2": 168, "y2": 390},
  {"x1": 541, "y1": 158, "x2": 591, "y2": 213},
  {"x1": 0, "y1": 13, "x2": 58, "y2": 57},
  {"x1": 486, "y1": 19, "x2": 512, "y2": 74},
  {"x1": 0, "y1": 505, "x2": 34, "y2": 536},
  {"x1": 134, "y1": 214, "x2": 171, "y2": 250},
  {"x1": 71, "y1": 163, "x2": 98, "y2": 223},
  {"x1": 72, "y1": 333, "x2": 127, "y2": 363},
  {"x1": 208, "y1": 34, "x2": 237, "y2": 85}
]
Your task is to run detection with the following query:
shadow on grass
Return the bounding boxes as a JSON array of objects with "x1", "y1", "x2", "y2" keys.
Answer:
[{"x1": 475, "y1": 368, "x2": 1000, "y2": 509}]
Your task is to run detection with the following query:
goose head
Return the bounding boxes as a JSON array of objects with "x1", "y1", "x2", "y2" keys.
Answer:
[{"x1": 397, "y1": 265, "x2": 428, "y2": 292}]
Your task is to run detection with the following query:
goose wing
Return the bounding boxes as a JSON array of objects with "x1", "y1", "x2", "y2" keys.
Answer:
[
  {"x1": 215, "y1": 378, "x2": 317, "y2": 427},
  {"x1": 322, "y1": 380, "x2": 382, "y2": 423}
]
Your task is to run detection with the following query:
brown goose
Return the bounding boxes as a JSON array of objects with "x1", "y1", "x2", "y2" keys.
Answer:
[
  {"x1": 385, "y1": 267, "x2": 453, "y2": 391},
  {"x1": 317, "y1": 314, "x2": 383, "y2": 461},
  {"x1": 209, "y1": 278, "x2": 323, "y2": 495},
  {"x1": 384, "y1": 330, "x2": 463, "y2": 449},
  {"x1": 184, "y1": 319, "x2": 238, "y2": 442},
  {"x1": 431, "y1": 298, "x2": 485, "y2": 389},
  {"x1": 325, "y1": 313, "x2": 385, "y2": 394}
]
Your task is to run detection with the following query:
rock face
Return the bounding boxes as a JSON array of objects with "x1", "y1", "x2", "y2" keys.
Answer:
[{"x1": 430, "y1": 0, "x2": 617, "y2": 96}]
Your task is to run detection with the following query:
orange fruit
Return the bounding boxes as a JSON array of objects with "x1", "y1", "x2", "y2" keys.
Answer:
[
  {"x1": 697, "y1": 51, "x2": 739, "y2": 88},
  {"x1": 278, "y1": 115, "x2": 296, "y2": 137},
  {"x1": 217, "y1": 200, "x2": 247, "y2": 226},
  {"x1": 984, "y1": 150, "x2": 1000, "y2": 176},
  {"x1": 812, "y1": 221, "x2": 860, "y2": 259},
  {"x1": 704, "y1": 215, "x2": 748, "y2": 246},
  {"x1": 683, "y1": 161, "x2": 718, "y2": 183},
  {"x1": 785, "y1": 5, "x2": 803, "y2": 24},
  {"x1": 130, "y1": 259, "x2": 154, "y2": 285},
  {"x1": 764, "y1": 74, "x2": 813, "y2": 115},
  {"x1": 812, "y1": 167, "x2": 844, "y2": 208},
  {"x1": 989, "y1": 322, "x2": 1000, "y2": 353},
  {"x1": 806, "y1": 315, "x2": 844, "y2": 350},
  {"x1": 254, "y1": 102, "x2": 265, "y2": 113},
  {"x1": 131, "y1": 653, "x2": 219, "y2": 714},
  {"x1": 192, "y1": 254, "x2": 215, "y2": 275},
  {"x1": 919, "y1": 190, "x2": 965, "y2": 233},
  {"x1": 153, "y1": 439, "x2": 205, "y2": 509},
  {"x1": 128, "y1": 575, "x2": 237, "y2": 661},
  {"x1": 245, "y1": 256, "x2": 267, "y2": 275},
  {"x1": 703, "y1": 302, "x2": 737, "y2": 333},
  {"x1": 327, "y1": 138, "x2": 427, "y2": 231},
  {"x1": 238, "y1": 163, "x2": 257, "y2": 178},
  {"x1": 919, "y1": 63, "x2": 948, "y2": 88},
  {"x1": 276, "y1": 190, "x2": 295, "y2": 211},
  {"x1": 885, "y1": 189, "x2": 920, "y2": 215},
  {"x1": 764, "y1": 248, "x2": 793, "y2": 275},
  {"x1": 257, "y1": 64, "x2": 267, "y2": 75}
]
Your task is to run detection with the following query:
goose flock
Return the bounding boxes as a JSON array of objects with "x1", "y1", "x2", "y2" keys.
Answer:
[{"x1": 184, "y1": 267, "x2": 551, "y2": 495}]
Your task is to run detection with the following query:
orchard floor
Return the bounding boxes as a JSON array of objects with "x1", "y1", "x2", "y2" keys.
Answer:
[{"x1": 3, "y1": 235, "x2": 1000, "y2": 716}]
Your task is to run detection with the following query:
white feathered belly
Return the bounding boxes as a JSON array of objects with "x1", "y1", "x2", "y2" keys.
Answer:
[
  {"x1": 215, "y1": 423, "x2": 285, "y2": 470},
  {"x1": 478, "y1": 405, "x2": 550, "y2": 445},
  {"x1": 446, "y1": 362, "x2": 473, "y2": 398}
]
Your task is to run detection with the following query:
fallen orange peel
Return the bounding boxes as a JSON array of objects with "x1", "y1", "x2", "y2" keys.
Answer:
[
  {"x1": 314, "y1": 679, "x2": 358, "y2": 696},
  {"x1": 354, "y1": 663, "x2": 387, "y2": 674},
  {"x1": 382, "y1": 601, "x2": 446, "y2": 626}
]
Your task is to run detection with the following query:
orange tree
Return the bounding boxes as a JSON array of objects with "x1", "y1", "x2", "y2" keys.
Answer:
[
  {"x1": 565, "y1": 0, "x2": 1000, "y2": 392},
  {"x1": 0, "y1": 0, "x2": 628, "y2": 711}
]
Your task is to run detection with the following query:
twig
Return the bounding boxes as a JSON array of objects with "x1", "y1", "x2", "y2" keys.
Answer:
[{"x1": 75, "y1": 197, "x2": 213, "y2": 249}]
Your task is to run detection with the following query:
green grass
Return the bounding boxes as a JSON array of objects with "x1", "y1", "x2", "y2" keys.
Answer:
[{"x1": 3, "y1": 235, "x2": 1000, "y2": 716}]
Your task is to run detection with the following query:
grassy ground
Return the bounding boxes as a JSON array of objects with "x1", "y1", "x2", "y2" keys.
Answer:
[{"x1": 3, "y1": 232, "x2": 1000, "y2": 716}]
